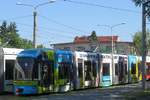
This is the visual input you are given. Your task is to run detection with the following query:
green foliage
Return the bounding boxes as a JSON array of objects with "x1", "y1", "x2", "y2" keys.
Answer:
[
  {"x1": 133, "y1": 31, "x2": 150, "y2": 55},
  {"x1": 88, "y1": 30, "x2": 98, "y2": 42},
  {"x1": 132, "y1": 0, "x2": 144, "y2": 6},
  {"x1": 0, "y1": 21, "x2": 43, "y2": 49},
  {"x1": 132, "y1": 0, "x2": 150, "y2": 18},
  {"x1": 37, "y1": 44, "x2": 45, "y2": 48}
]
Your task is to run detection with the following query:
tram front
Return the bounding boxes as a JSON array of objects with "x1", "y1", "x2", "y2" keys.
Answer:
[{"x1": 14, "y1": 49, "x2": 54, "y2": 95}]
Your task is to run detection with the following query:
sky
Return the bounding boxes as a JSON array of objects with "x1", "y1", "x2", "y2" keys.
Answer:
[{"x1": 0, "y1": 0, "x2": 144, "y2": 47}]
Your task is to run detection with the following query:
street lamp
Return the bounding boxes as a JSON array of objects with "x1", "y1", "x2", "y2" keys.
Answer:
[
  {"x1": 97, "y1": 23, "x2": 126, "y2": 53},
  {"x1": 16, "y1": 0, "x2": 56, "y2": 48}
]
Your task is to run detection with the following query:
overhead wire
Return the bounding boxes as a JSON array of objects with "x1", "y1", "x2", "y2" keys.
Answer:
[
  {"x1": 16, "y1": 22, "x2": 75, "y2": 38},
  {"x1": 39, "y1": 14, "x2": 88, "y2": 34},
  {"x1": 62, "y1": 0, "x2": 140, "y2": 14},
  {"x1": 0, "y1": 15, "x2": 33, "y2": 21}
]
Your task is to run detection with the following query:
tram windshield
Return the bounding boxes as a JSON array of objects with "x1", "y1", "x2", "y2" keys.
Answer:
[{"x1": 15, "y1": 57, "x2": 34, "y2": 80}]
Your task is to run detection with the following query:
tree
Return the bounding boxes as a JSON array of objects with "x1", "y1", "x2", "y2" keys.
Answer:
[
  {"x1": 0, "y1": 21, "x2": 34, "y2": 49},
  {"x1": 132, "y1": 0, "x2": 150, "y2": 18},
  {"x1": 88, "y1": 31, "x2": 100, "y2": 52},
  {"x1": 133, "y1": 31, "x2": 150, "y2": 55},
  {"x1": 88, "y1": 31, "x2": 98, "y2": 42},
  {"x1": 37, "y1": 44, "x2": 45, "y2": 48}
]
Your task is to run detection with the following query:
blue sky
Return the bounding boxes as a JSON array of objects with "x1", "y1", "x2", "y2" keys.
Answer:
[{"x1": 0, "y1": 0, "x2": 143, "y2": 47}]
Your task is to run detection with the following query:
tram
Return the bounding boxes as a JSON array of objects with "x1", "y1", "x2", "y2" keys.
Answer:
[
  {"x1": 73, "y1": 51, "x2": 99, "y2": 90},
  {"x1": 0, "y1": 48, "x2": 23, "y2": 93},
  {"x1": 14, "y1": 49, "x2": 55, "y2": 95},
  {"x1": 11, "y1": 48, "x2": 150, "y2": 96},
  {"x1": 100, "y1": 53, "x2": 112, "y2": 87}
]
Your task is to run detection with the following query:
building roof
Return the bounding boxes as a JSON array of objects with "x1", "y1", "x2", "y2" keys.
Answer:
[{"x1": 74, "y1": 36, "x2": 118, "y2": 44}]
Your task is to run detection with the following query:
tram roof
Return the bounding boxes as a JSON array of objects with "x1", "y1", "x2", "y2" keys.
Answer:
[
  {"x1": 17, "y1": 48, "x2": 53, "y2": 58},
  {"x1": 55, "y1": 49, "x2": 72, "y2": 54}
]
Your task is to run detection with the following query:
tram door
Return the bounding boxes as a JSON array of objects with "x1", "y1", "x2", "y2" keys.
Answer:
[
  {"x1": 92, "y1": 61, "x2": 99, "y2": 87},
  {"x1": 118, "y1": 56, "x2": 126, "y2": 84},
  {"x1": 5, "y1": 60, "x2": 15, "y2": 92},
  {"x1": 84, "y1": 60, "x2": 93, "y2": 88},
  {"x1": 101, "y1": 63, "x2": 111, "y2": 86},
  {"x1": 100, "y1": 54, "x2": 112, "y2": 87},
  {"x1": 138, "y1": 61, "x2": 142, "y2": 81},
  {"x1": 77, "y1": 59, "x2": 84, "y2": 89},
  {"x1": 130, "y1": 61, "x2": 137, "y2": 83},
  {"x1": 113, "y1": 55, "x2": 119, "y2": 85},
  {"x1": 40, "y1": 60, "x2": 54, "y2": 92}
]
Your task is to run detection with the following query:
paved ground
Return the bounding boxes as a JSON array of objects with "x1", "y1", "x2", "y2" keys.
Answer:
[{"x1": 0, "y1": 82, "x2": 150, "y2": 100}]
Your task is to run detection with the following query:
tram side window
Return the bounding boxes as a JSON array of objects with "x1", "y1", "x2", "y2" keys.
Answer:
[
  {"x1": 85, "y1": 60, "x2": 92, "y2": 81},
  {"x1": 5, "y1": 60, "x2": 15, "y2": 80},
  {"x1": 131, "y1": 63, "x2": 136, "y2": 74},
  {"x1": 115, "y1": 63, "x2": 119, "y2": 75},
  {"x1": 103, "y1": 63, "x2": 110, "y2": 76},
  {"x1": 78, "y1": 59, "x2": 83, "y2": 78},
  {"x1": 93, "y1": 61, "x2": 97, "y2": 77}
]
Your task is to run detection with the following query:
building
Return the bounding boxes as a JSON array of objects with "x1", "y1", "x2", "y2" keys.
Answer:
[{"x1": 52, "y1": 35, "x2": 136, "y2": 55}]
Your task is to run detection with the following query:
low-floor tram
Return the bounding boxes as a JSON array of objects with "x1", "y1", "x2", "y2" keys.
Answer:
[
  {"x1": 0, "y1": 48, "x2": 23, "y2": 93},
  {"x1": 11, "y1": 48, "x2": 150, "y2": 95}
]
